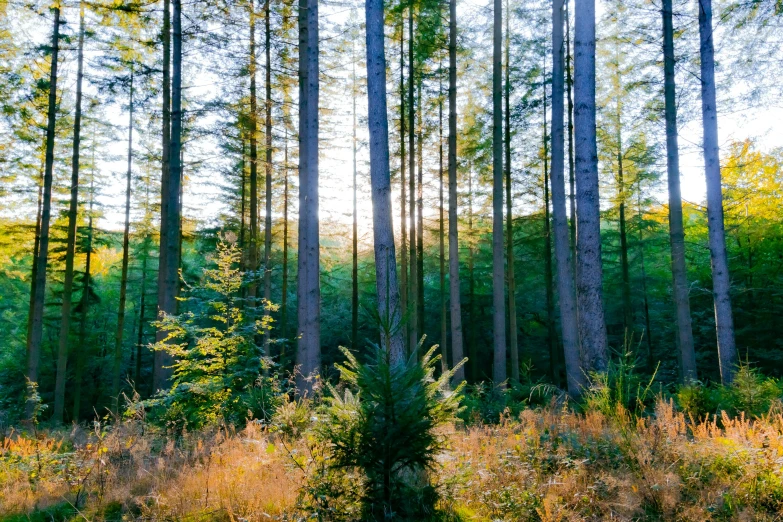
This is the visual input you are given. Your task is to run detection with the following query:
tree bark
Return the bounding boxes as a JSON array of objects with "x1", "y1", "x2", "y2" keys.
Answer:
[
  {"x1": 662, "y1": 0, "x2": 696, "y2": 382},
  {"x1": 248, "y1": 0, "x2": 259, "y2": 297},
  {"x1": 399, "y1": 21, "x2": 409, "y2": 354},
  {"x1": 281, "y1": 128, "x2": 289, "y2": 366},
  {"x1": 491, "y1": 0, "x2": 506, "y2": 386},
  {"x1": 263, "y1": 0, "x2": 273, "y2": 356},
  {"x1": 468, "y1": 169, "x2": 476, "y2": 381},
  {"x1": 53, "y1": 2, "x2": 85, "y2": 424},
  {"x1": 448, "y1": 0, "x2": 465, "y2": 383},
  {"x1": 153, "y1": 0, "x2": 178, "y2": 391},
  {"x1": 543, "y1": 81, "x2": 559, "y2": 384},
  {"x1": 439, "y1": 65, "x2": 448, "y2": 373},
  {"x1": 26, "y1": 3, "x2": 61, "y2": 419},
  {"x1": 552, "y1": 0, "x2": 583, "y2": 395},
  {"x1": 113, "y1": 70, "x2": 134, "y2": 415},
  {"x1": 416, "y1": 80, "x2": 424, "y2": 350},
  {"x1": 698, "y1": 0, "x2": 737, "y2": 384},
  {"x1": 296, "y1": 0, "x2": 321, "y2": 393},
  {"x1": 573, "y1": 0, "x2": 608, "y2": 374},
  {"x1": 566, "y1": 0, "x2": 576, "y2": 256},
  {"x1": 364, "y1": 0, "x2": 405, "y2": 362},
  {"x1": 505, "y1": 0, "x2": 519, "y2": 382}
]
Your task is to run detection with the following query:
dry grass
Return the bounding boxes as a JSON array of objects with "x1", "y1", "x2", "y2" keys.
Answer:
[{"x1": 2, "y1": 400, "x2": 783, "y2": 521}]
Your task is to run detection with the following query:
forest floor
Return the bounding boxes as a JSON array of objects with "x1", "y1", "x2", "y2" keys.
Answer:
[{"x1": 2, "y1": 399, "x2": 783, "y2": 521}]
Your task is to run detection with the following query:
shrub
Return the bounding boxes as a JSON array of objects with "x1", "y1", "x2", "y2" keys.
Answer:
[{"x1": 309, "y1": 344, "x2": 464, "y2": 520}]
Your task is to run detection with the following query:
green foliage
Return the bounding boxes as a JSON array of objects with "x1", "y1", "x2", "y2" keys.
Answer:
[
  {"x1": 306, "y1": 344, "x2": 464, "y2": 520},
  {"x1": 676, "y1": 364, "x2": 783, "y2": 419},
  {"x1": 144, "y1": 239, "x2": 281, "y2": 431},
  {"x1": 582, "y1": 348, "x2": 658, "y2": 419}
]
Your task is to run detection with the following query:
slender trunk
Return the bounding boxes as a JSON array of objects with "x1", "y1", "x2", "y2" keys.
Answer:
[
  {"x1": 27, "y1": 159, "x2": 44, "y2": 355},
  {"x1": 566, "y1": 0, "x2": 576, "y2": 255},
  {"x1": 399, "y1": 21, "x2": 409, "y2": 354},
  {"x1": 249, "y1": 1, "x2": 259, "y2": 296},
  {"x1": 638, "y1": 191, "x2": 654, "y2": 370},
  {"x1": 408, "y1": 5, "x2": 418, "y2": 350},
  {"x1": 491, "y1": 0, "x2": 506, "y2": 385},
  {"x1": 365, "y1": 0, "x2": 405, "y2": 361},
  {"x1": 574, "y1": 0, "x2": 608, "y2": 373},
  {"x1": 53, "y1": 2, "x2": 85, "y2": 424},
  {"x1": 153, "y1": 0, "x2": 176, "y2": 391},
  {"x1": 448, "y1": 0, "x2": 465, "y2": 382},
  {"x1": 74, "y1": 145, "x2": 96, "y2": 420},
  {"x1": 352, "y1": 47, "x2": 359, "y2": 350},
  {"x1": 135, "y1": 238, "x2": 149, "y2": 388},
  {"x1": 240, "y1": 139, "x2": 246, "y2": 254},
  {"x1": 467, "y1": 169, "x2": 477, "y2": 381},
  {"x1": 263, "y1": 0, "x2": 273, "y2": 356},
  {"x1": 281, "y1": 129, "x2": 289, "y2": 365},
  {"x1": 551, "y1": 0, "x2": 582, "y2": 394},
  {"x1": 543, "y1": 79, "x2": 559, "y2": 384},
  {"x1": 439, "y1": 65, "x2": 448, "y2": 372},
  {"x1": 26, "y1": 4, "x2": 61, "y2": 419},
  {"x1": 698, "y1": 0, "x2": 737, "y2": 384},
  {"x1": 296, "y1": 0, "x2": 321, "y2": 392},
  {"x1": 662, "y1": 0, "x2": 696, "y2": 381},
  {"x1": 113, "y1": 70, "x2": 134, "y2": 415},
  {"x1": 613, "y1": 55, "x2": 632, "y2": 335},
  {"x1": 416, "y1": 80, "x2": 424, "y2": 349},
  {"x1": 505, "y1": 0, "x2": 518, "y2": 382}
]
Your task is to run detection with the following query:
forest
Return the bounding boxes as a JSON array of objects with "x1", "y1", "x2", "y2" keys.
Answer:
[{"x1": 2, "y1": 0, "x2": 783, "y2": 519}]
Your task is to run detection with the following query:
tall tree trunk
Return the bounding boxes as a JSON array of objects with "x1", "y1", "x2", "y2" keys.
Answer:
[
  {"x1": 135, "y1": 236, "x2": 149, "y2": 389},
  {"x1": 416, "y1": 80, "x2": 424, "y2": 349},
  {"x1": 240, "y1": 138, "x2": 247, "y2": 256},
  {"x1": 566, "y1": 0, "x2": 576, "y2": 255},
  {"x1": 113, "y1": 70, "x2": 134, "y2": 415},
  {"x1": 73, "y1": 145, "x2": 96, "y2": 420},
  {"x1": 551, "y1": 0, "x2": 583, "y2": 395},
  {"x1": 399, "y1": 22, "x2": 409, "y2": 354},
  {"x1": 505, "y1": 0, "x2": 519, "y2": 382},
  {"x1": 408, "y1": 4, "x2": 418, "y2": 350},
  {"x1": 574, "y1": 0, "x2": 608, "y2": 373},
  {"x1": 543, "y1": 82, "x2": 559, "y2": 383},
  {"x1": 26, "y1": 3, "x2": 61, "y2": 419},
  {"x1": 281, "y1": 128, "x2": 289, "y2": 366},
  {"x1": 248, "y1": 1, "x2": 259, "y2": 296},
  {"x1": 364, "y1": 0, "x2": 405, "y2": 361},
  {"x1": 296, "y1": 0, "x2": 321, "y2": 393},
  {"x1": 439, "y1": 65, "x2": 448, "y2": 372},
  {"x1": 638, "y1": 191, "x2": 654, "y2": 370},
  {"x1": 662, "y1": 0, "x2": 696, "y2": 382},
  {"x1": 53, "y1": 2, "x2": 85, "y2": 424},
  {"x1": 467, "y1": 169, "x2": 477, "y2": 381},
  {"x1": 263, "y1": 0, "x2": 273, "y2": 356},
  {"x1": 27, "y1": 159, "x2": 44, "y2": 359},
  {"x1": 352, "y1": 46, "x2": 359, "y2": 350},
  {"x1": 491, "y1": 0, "x2": 506, "y2": 385},
  {"x1": 612, "y1": 55, "x2": 632, "y2": 336},
  {"x1": 448, "y1": 0, "x2": 465, "y2": 383},
  {"x1": 698, "y1": 0, "x2": 737, "y2": 384},
  {"x1": 153, "y1": 0, "x2": 176, "y2": 391}
]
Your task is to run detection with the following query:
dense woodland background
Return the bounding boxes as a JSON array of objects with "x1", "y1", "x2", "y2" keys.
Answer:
[{"x1": 1, "y1": 0, "x2": 782, "y2": 425}]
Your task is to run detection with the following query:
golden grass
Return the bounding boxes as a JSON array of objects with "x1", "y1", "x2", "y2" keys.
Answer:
[{"x1": 2, "y1": 400, "x2": 783, "y2": 521}]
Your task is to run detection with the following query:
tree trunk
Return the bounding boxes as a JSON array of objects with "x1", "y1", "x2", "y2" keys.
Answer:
[
  {"x1": 439, "y1": 66, "x2": 448, "y2": 373},
  {"x1": 467, "y1": 169, "x2": 477, "y2": 380},
  {"x1": 364, "y1": 0, "x2": 405, "y2": 362},
  {"x1": 53, "y1": 2, "x2": 85, "y2": 424},
  {"x1": 281, "y1": 128, "x2": 289, "y2": 366},
  {"x1": 566, "y1": 0, "x2": 576, "y2": 255},
  {"x1": 416, "y1": 80, "x2": 424, "y2": 350},
  {"x1": 662, "y1": 0, "x2": 696, "y2": 382},
  {"x1": 618, "y1": 145, "x2": 632, "y2": 334},
  {"x1": 448, "y1": 0, "x2": 465, "y2": 383},
  {"x1": 638, "y1": 191, "x2": 654, "y2": 370},
  {"x1": 26, "y1": 158, "x2": 44, "y2": 362},
  {"x1": 573, "y1": 0, "x2": 608, "y2": 374},
  {"x1": 296, "y1": 0, "x2": 321, "y2": 393},
  {"x1": 113, "y1": 70, "x2": 134, "y2": 415},
  {"x1": 73, "y1": 144, "x2": 96, "y2": 420},
  {"x1": 505, "y1": 0, "x2": 519, "y2": 382},
  {"x1": 698, "y1": 0, "x2": 737, "y2": 384},
  {"x1": 263, "y1": 0, "x2": 273, "y2": 356},
  {"x1": 352, "y1": 45, "x2": 359, "y2": 350},
  {"x1": 543, "y1": 82, "x2": 559, "y2": 384},
  {"x1": 399, "y1": 21, "x2": 409, "y2": 354},
  {"x1": 551, "y1": 0, "x2": 583, "y2": 395},
  {"x1": 248, "y1": 0, "x2": 259, "y2": 297},
  {"x1": 135, "y1": 236, "x2": 149, "y2": 389},
  {"x1": 26, "y1": 3, "x2": 61, "y2": 420},
  {"x1": 491, "y1": 0, "x2": 506, "y2": 386},
  {"x1": 153, "y1": 0, "x2": 178, "y2": 391},
  {"x1": 408, "y1": 5, "x2": 418, "y2": 351}
]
